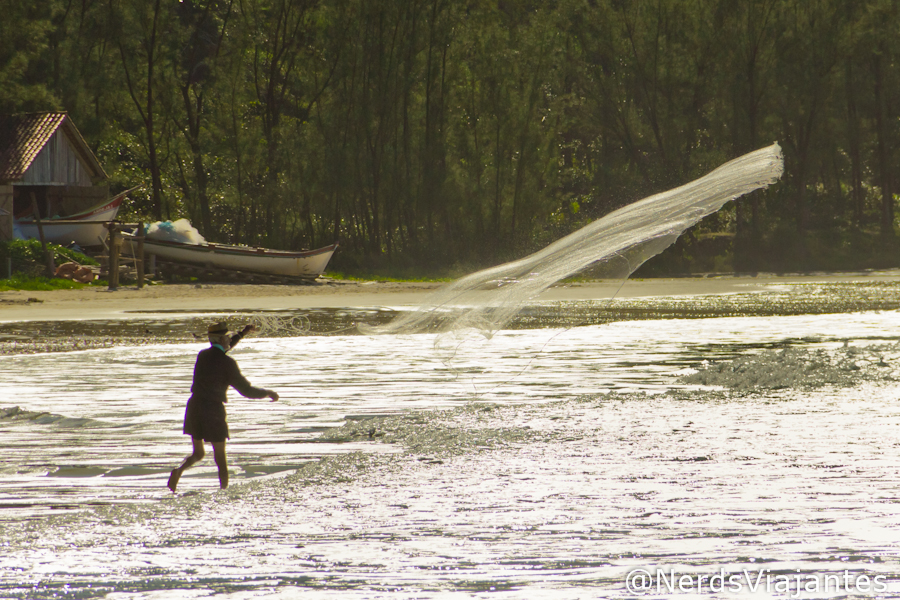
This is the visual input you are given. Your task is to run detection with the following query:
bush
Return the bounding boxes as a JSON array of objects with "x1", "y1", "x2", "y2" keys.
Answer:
[{"x1": 0, "y1": 239, "x2": 99, "y2": 278}]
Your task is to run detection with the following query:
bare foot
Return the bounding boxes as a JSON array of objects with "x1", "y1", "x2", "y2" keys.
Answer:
[{"x1": 167, "y1": 468, "x2": 181, "y2": 493}]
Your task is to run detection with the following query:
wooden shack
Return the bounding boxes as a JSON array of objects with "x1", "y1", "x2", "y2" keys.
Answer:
[{"x1": 0, "y1": 112, "x2": 109, "y2": 242}]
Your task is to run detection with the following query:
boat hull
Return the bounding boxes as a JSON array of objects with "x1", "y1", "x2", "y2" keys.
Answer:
[
  {"x1": 135, "y1": 238, "x2": 338, "y2": 279},
  {"x1": 16, "y1": 196, "x2": 124, "y2": 247}
]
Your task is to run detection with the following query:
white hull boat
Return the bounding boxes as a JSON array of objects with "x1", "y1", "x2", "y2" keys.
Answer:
[
  {"x1": 16, "y1": 194, "x2": 124, "y2": 247},
  {"x1": 132, "y1": 236, "x2": 338, "y2": 279}
]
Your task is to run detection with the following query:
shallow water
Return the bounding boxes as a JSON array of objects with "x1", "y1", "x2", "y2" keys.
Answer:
[{"x1": 2, "y1": 286, "x2": 900, "y2": 598}]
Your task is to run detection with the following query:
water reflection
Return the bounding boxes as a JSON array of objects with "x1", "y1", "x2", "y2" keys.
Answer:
[
  {"x1": 2, "y1": 309, "x2": 899, "y2": 520},
  {"x1": 2, "y1": 291, "x2": 900, "y2": 598}
]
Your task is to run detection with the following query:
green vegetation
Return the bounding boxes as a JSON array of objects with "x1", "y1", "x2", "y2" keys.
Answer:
[
  {"x1": 0, "y1": 239, "x2": 98, "y2": 275},
  {"x1": 0, "y1": 240, "x2": 100, "y2": 289},
  {"x1": 0, "y1": 274, "x2": 90, "y2": 292},
  {"x1": 3, "y1": 0, "x2": 899, "y2": 275}
]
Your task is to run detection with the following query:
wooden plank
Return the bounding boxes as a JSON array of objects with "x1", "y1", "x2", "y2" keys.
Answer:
[
  {"x1": 0, "y1": 186, "x2": 12, "y2": 241},
  {"x1": 108, "y1": 225, "x2": 119, "y2": 290},
  {"x1": 135, "y1": 221, "x2": 144, "y2": 289},
  {"x1": 22, "y1": 128, "x2": 93, "y2": 186}
]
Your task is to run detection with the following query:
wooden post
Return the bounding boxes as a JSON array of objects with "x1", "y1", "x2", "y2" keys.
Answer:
[
  {"x1": 135, "y1": 221, "x2": 145, "y2": 289},
  {"x1": 98, "y1": 253, "x2": 108, "y2": 279},
  {"x1": 0, "y1": 185, "x2": 13, "y2": 242},
  {"x1": 108, "y1": 223, "x2": 119, "y2": 290},
  {"x1": 30, "y1": 192, "x2": 56, "y2": 277}
]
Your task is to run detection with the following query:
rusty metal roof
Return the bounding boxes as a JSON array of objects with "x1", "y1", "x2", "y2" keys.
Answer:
[{"x1": 0, "y1": 112, "x2": 108, "y2": 183}]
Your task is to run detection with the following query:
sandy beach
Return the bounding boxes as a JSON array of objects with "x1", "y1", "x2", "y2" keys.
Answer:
[
  {"x1": 2, "y1": 270, "x2": 900, "y2": 356},
  {"x1": 0, "y1": 278, "x2": 445, "y2": 322},
  {"x1": 2, "y1": 270, "x2": 900, "y2": 322}
]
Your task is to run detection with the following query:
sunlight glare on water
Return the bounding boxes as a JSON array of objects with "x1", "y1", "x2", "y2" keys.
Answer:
[{"x1": 2, "y1": 299, "x2": 900, "y2": 598}]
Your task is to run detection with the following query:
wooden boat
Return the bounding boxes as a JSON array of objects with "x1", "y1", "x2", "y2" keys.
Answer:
[
  {"x1": 16, "y1": 193, "x2": 124, "y2": 247},
  {"x1": 131, "y1": 236, "x2": 338, "y2": 279}
]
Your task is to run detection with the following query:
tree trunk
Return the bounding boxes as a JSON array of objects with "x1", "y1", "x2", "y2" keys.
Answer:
[
  {"x1": 846, "y1": 60, "x2": 864, "y2": 227},
  {"x1": 873, "y1": 50, "x2": 894, "y2": 238}
]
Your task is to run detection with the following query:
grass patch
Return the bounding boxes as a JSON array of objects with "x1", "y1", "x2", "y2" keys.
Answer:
[
  {"x1": 0, "y1": 274, "x2": 92, "y2": 292},
  {"x1": 0, "y1": 240, "x2": 104, "y2": 291}
]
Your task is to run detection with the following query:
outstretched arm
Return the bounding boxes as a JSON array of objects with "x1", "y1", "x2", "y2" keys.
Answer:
[
  {"x1": 227, "y1": 358, "x2": 278, "y2": 402},
  {"x1": 228, "y1": 324, "x2": 257, "y2": 349}
]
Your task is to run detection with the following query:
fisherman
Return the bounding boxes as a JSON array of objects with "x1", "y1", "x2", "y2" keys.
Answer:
[{"x1": 167, "y1": 321, "x2": 279, "y2": 493}]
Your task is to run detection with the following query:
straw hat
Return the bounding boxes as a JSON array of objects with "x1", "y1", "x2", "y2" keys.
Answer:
[{"x1": 207, "y1": 322, "x2": 229, "y2": 335}]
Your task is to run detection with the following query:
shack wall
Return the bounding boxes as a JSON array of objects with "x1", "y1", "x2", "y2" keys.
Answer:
[{"x1": 21, "y1": 128, "x2": 93, "y2": 186}]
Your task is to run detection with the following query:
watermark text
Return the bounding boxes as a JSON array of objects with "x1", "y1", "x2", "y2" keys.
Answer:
[{"x1": 625, "y1": 568, "x2": 887, "y2": 597}]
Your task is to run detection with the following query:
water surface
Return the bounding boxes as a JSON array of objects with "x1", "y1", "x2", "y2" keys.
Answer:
[{"x1": 2, "y1": 284, "x2": 900, "y2": 598}]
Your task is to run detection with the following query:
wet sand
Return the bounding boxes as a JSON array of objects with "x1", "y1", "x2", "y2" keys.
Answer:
[
  {"x1": 0, "y1": 278, "x2": 444, "y2": 322},
  {"x1": 2, "y1": 270, "x2": 900, "y2": 321},
  {"x1": 2, "y1": 270, "x2": 900, "y2": 355}
]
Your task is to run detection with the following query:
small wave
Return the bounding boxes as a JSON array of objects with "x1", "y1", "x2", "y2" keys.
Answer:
[
  {"x1": 0, "y1": 406, "x2": 111, "y2": 428},
  {"x1": 679, "y1": 343, "x2": 900, "y2": 391},
  {"x1": 317, "y1": 403, "x2": 538, "y2": 456}
]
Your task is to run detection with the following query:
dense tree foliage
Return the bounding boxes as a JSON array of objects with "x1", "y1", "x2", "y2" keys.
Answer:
[{"x1": 3, "y1": 0, "x2": 898, "y2": 274}]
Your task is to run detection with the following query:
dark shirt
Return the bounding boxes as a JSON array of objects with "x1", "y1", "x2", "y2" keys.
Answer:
[{"x1": 189, "y1": 344, "x2": 268, "y2": 405}]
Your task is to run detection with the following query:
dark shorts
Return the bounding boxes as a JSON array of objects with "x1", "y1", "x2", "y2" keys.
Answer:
[{"x1": 183, "y1": 397, "x2": 229, "y2": 442}]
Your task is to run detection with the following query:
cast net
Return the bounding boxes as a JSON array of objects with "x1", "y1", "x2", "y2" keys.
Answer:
[
  {"x1": 360, "y1": 143, "x2": 784, "y2": 338},
  {"x1": 248, "y1": 314, "x2": 312, "y2": 337}
]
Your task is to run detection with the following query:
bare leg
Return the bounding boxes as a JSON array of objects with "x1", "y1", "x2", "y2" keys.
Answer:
[
  {"x1": 167, "y1": 437, "x2": 205, "y2": 493},
  {"x1": 212, "y1": 441, "x2": 228, "y2": 489}
]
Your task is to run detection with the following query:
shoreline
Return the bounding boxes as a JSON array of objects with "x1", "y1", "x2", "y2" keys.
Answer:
[
  {"x1": 0, "y1": 269, "x2": 900, "y2": 323},
  {"x1": 3, "y1": 269, "x2": 900, "y2": 322},
  {"x1": 3, "y1": 270, "x2": 900, "y2": 356}
]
